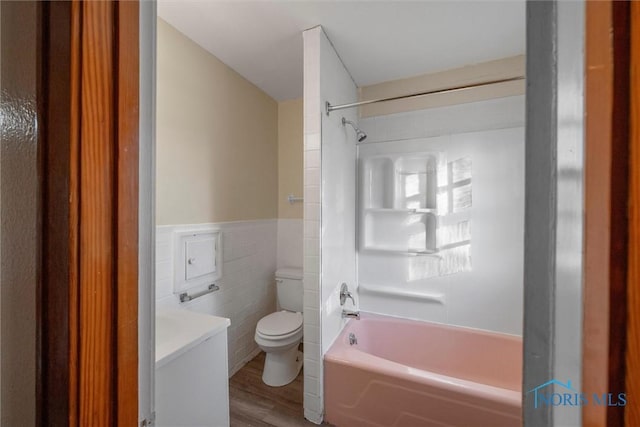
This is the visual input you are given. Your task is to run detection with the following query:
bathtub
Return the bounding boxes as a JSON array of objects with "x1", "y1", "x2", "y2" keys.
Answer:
[{"x1": 324, "y1": 313, "x2": 522, "y2": 427}]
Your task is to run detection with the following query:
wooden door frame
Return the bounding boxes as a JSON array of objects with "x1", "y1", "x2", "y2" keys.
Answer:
[
  {"x1": 626, "y1": 3, "x2": 640, "y2": 426},
  {"x1": 583, "y1": 1, "x2": 630, "y2": 426},
  {"x1": 583, "y1": 1, "x2": 640, "y2": 426},
  {"x1": 31, "y1": 0, "x2": 640, "y2": 426},
  {"x1": 37, "y1": 1, "x2": 139, "y2": 425}
]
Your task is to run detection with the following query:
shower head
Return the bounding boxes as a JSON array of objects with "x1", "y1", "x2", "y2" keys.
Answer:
[{"x1": 342, "y1": 117, "x2": 367, "y2": 142}]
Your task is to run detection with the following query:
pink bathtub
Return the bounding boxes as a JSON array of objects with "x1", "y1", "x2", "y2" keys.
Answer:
[{"x1": 324, "y1": 313, "x2": 522, "y2": 427}]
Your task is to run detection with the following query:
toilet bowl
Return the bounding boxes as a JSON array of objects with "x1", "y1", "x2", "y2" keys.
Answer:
[
  {"x1": 255, "y1": 310, "x2": 303, "y2": 386},
  {"x1": 255, "y1": 268, "x2": 303, "y2": 387}
]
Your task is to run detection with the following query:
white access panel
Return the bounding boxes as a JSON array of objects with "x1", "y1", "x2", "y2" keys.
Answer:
[
  {"x1": 173, "y1": 229, "x2": 222, "y2": 294},
  {"x1": 185, "y1": 235, "x2": 217, "y2": 281}
]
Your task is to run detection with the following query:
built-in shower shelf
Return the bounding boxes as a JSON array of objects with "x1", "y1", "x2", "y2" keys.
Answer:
[
  {"x1": 397, "y1": 171, "x2": 429, "y2": 175},
  {"x1": 361, "y1": 247, "x2": 441, "y2": 257},
  {"x1": 365, "y1": 208, "x2": 437, "y2": 215},
  {"x1": 359, "y1": 151, "x2": 443, "y2": 255}
]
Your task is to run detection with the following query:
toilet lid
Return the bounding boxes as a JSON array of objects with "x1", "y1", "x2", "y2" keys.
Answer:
[{"x1": 257, "y1": 311, "x2": 303, "y2": 336}]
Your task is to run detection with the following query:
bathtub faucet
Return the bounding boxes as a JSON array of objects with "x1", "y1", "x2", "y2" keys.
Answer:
[
  {"x1": 342, "y1": 309, "x2": 360, "y2": 320},
  {"x1": 340, "y1": 283, "x2": 356, "y2": 306}
]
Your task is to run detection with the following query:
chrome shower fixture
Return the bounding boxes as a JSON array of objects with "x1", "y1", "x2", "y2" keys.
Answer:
[{"x1": 342, "y1": 117, "x2": 367, "y2": 142}]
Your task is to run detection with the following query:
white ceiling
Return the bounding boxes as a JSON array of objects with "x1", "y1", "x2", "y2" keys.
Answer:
[{"x1": 158, "y1": 1, "x2": 525, "y2": 102}]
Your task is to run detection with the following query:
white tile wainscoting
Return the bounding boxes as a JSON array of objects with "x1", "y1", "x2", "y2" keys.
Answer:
[
  {"x1": 277, "y1": 218, "x2": 303, "y2": 269},
  {"x1": 156, "y1": 220, "x2": 278, "y2": 376}
]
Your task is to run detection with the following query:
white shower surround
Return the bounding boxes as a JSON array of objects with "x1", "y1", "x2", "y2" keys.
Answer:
[
  {"x1": 358, "y1": 119, "x2": 525, "y2": 334},
  {"x1": 357, "y1": 96, "x2": 525, "y2": 336}
]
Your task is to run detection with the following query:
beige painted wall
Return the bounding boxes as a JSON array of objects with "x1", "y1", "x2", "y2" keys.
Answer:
[
  {"x1": 359, "y1": 55, "x2": 525, "y2": 117},
  {"x1": 156, "y1": 18, "x2": 278, "y2": 225},
  {"x1": 277, "y1": 98, "x2": 303, "y2": 219}
]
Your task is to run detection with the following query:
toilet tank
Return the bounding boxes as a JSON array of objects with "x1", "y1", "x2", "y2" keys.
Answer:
[{"x1": 275, "y1": 268, "x2": 303, "y2": 312}]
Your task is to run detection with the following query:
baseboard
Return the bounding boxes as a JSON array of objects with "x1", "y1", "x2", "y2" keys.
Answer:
[
  {"x1": 229, "y1": 347, "x2": 262, "y2": 378},
  {"x1": 304, "y1": 409, "x2": 324, "y2": 425}
]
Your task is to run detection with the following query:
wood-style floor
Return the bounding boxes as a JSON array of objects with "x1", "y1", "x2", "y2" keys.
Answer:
[{"x1": 229, "y1": 352, "x2": 319, "y2": 427}]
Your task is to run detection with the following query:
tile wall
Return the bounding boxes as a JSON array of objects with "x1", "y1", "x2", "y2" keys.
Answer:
[
  {"x1": 277, "y1": 218, "x2": 303, "y2": 269},
  {"x1": 156, "y1": 220, "x2": 277, "y2": 376},
  {"x1": 302, "y1": 26, "x2": 323, "y2": 424}
]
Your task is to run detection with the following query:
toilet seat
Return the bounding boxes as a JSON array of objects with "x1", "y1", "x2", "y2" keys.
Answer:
[{"x1": 256, "y1": 311, "x2": 302, "y2": 338}]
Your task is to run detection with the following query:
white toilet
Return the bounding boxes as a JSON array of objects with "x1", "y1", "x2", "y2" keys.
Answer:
[{"x1": 254, "y1": 268, "x2": 303, "y2": 387}]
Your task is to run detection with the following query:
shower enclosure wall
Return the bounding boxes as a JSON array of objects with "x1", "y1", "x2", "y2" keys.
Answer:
[
  {"x1": 303, "y1": 25, "x2": 525, "y2": 423},
  {"x1": 357, "y1": 97, "x2": 525, "y2": 334},
  {"x1": 302, "y1": 26, "x2": 358, "y2": 424}
]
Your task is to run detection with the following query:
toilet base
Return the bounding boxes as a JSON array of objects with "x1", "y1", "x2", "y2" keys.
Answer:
[{"x1": 262, "y1": 347, "x2": 303, "y2": 387}]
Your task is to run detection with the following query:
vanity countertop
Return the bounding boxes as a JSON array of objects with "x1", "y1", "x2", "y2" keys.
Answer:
[{"x1": 155, "y1": 308, "x2": 230, "y2": 369}]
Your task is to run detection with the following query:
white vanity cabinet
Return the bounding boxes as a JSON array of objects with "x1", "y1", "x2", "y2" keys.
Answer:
[{"x1": 155, "y1": 309, "x2": 231, "y2": 427}]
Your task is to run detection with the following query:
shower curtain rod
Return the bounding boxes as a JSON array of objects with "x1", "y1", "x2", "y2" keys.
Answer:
[{"x1": 325, "y1": 75, "x2": 525, "y2": 115}]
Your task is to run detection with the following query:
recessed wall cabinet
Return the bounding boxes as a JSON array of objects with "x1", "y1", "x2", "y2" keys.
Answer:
[
  {"x1": 173, "y1": 228, "x2": 222, "y2": 296},
  {"x1": 359, "y1": 152, "x2": 443, "y2": 255}
]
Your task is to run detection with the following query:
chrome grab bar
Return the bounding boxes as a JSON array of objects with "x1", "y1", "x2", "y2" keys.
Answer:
[{"x1": 179, "y1": 283, "x2": 220, "y2": 303}]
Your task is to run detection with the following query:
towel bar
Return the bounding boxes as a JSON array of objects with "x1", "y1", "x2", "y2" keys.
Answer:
[
  {"x1": 179, "y1": 283, "x2": 220, "y2": 303},
  {"x1": 287, "y1": 194, "x2": 304, "y2": 204}
]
